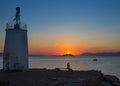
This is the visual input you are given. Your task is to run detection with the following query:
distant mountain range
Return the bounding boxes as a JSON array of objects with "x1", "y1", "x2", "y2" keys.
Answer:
[
  {"x1": 0, "y1": 52, "x2": 120, "y2": 56},
  {"x1": 80, "y1": 52, "x2": 120, "y2": 56}
]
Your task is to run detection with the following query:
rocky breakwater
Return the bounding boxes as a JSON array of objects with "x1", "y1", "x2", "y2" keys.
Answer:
[
  {"x1": 104, "y1": 75, "x2": 120, "y2": 86},
  {"x1": 0, "y1": 69, "x2": 119, "y2": 86}
]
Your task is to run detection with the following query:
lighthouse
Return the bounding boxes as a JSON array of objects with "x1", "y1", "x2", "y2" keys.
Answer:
[{"x1": 3, "y1": 7, "x2": 28, "y2": 71}]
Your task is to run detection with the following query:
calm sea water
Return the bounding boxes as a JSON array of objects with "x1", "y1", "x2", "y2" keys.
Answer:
[{"x1": 0, "y1": 56, "x2": 120, "y2": 78}]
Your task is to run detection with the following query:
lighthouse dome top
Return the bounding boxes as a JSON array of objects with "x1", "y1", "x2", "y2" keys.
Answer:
[{"x1": 6, "y1": 7, "x2": 27, "y2": 30}]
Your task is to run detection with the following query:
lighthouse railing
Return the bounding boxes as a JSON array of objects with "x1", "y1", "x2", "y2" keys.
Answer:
[{"x1": 6, "y1": 23, "x2": 27, "y2": 30}]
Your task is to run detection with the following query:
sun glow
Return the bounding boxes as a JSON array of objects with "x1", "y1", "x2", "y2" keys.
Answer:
[
  {"x1": 66, "y1": 51, "x2": 71, "y2": 55},
  {"x1": 63, "y1": 51, "x2": 74, "y2": 56}
]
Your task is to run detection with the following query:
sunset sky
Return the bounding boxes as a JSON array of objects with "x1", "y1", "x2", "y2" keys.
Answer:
[{"x1": 0, "y1": 0, "x2": 120, "y2": 55}]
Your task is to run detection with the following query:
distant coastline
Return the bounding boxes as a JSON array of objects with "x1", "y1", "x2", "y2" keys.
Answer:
[
  {"x1": 28, "y1": 52, "x2": 120, "y2": 57},
  {"x1": 0, "y1": 52, "x2": 120, "y2": 57},
  {"x1": 80, "y1": 52, "x2": 120, "y2": 56}
]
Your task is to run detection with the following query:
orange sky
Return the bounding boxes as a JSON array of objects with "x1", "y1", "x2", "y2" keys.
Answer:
[
  {"x1": 28, "y1": 36, "x2": 120, "y2": 55},
  {"x1": 0, "y1": 36, "x2": 120, "y2": 55},
  {"x1": 0, "y1": 31, "x2": 120, "y2": 55}
]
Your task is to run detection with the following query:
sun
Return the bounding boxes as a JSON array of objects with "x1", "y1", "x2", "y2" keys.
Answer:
[
  {"x1": 63, "y1": 51, "x2": 73, "y2": 56},
  {"x1": 66, "y1": 51, "x2": 71, "y2": 55}
]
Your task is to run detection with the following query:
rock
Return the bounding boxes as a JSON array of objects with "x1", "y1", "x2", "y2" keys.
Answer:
[
  {"x1": 0, "y1": 80, "x2": 9, "y2": 86},
  {"x1": 101, "y1": 81, "x2": 113, "y2": 86},
  {"x1": 112, "y1": 82, "x2": 120, "y2": 86},
  {"x1": 104, "y1": 75, "x2": 120, "y2": 86},
  {"x1": 104, "y1": 75, "x2": 119, "y2": 82}
]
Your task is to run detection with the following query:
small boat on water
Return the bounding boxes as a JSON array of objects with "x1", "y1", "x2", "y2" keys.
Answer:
[{"x1": 93, "y1": 59, "x2": 98, "y2": 61}]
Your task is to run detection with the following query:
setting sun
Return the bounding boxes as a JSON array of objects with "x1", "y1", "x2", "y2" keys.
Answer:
[
  {"x1": 66, "y1": 51, "x2": 71, "y2": 55},
  {"x1": 63, "y1": 51, "x2": 74, "y2": 56}
]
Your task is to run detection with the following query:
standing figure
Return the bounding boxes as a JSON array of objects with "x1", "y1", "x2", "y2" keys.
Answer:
[{"x1": 67, "y1": 62, "x2": 70, "y2": 71}]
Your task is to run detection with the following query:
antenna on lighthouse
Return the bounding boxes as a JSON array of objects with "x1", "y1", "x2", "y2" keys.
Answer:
[{"x1": 13, "y1": 7, "x2": 20, "y2": 29}]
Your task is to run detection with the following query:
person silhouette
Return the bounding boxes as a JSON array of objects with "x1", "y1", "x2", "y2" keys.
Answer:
[{"x1": 67, "y1": 62, "x2": 70, "y2": 71}]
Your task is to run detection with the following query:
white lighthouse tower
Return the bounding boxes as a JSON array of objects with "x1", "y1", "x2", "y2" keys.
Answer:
[{"x1": 3, "y1": 7, "x2": 28, "y2": 71}]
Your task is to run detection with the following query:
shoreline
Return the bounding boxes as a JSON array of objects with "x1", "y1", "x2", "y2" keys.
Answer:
[{"x1": 0, "y1": 68, "x2": 120, "y2": 86}]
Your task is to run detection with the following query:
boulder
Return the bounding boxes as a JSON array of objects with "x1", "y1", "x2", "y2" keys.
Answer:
[{"x1": 104, "y1": 75, "x2": 120, "y2": 86}]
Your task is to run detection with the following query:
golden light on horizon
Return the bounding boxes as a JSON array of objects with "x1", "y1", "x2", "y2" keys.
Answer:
[
  {"x1": 28, "y1": 38, "x2": 120, "y2": 55},
  {"x1": 66, "y1": 51, "x2": 71, "y2": 55},
  {"x1": 63, "y1": 51, "x2": 74, "y2": 56}
]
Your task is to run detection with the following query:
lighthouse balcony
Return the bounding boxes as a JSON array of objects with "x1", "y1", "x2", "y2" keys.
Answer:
[{"x1": 6, "y1": 23, "x2": 27, "y2": 30}]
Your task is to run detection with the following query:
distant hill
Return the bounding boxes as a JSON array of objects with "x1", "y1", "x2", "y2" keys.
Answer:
[
  {"x1": 1, "y1": 52, "x2": 120, "y2": 57},
  {"x1": 63, "y1": 54, "x2": 73, "y2": 56},
  {"x1": 80, "y1": 52, "x2": 120, "y2": 56}
]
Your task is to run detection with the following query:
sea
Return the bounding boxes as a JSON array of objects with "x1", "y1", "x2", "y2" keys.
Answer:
[{"x1": 0, "y1": 56, "x2": 120, "y2": 79}]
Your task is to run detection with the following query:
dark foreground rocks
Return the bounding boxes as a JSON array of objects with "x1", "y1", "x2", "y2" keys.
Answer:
[
  {"x1": 0, "y1": 69, "x2": 119, "y2": 86},
  {"x1": 104, "y1": 75, "x2": 120, "y2": 86}
]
